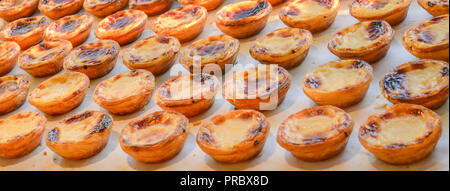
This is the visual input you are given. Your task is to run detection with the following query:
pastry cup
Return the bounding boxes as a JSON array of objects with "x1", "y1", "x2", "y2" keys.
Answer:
[
  {"x1": 277, "y1": 106, "x2": 354, "y2": 161},
  {"x1": 18, "y1": 40, "x2": 73, "y2": 77},
  {"x1": 223, "y1": 65, "x2": 291, "y2": 111},
  {"x1": 402, "y1": 15, "x2": 449, "y2": 62},
  {"x1": 94, "y1": 70, "x2": 155, "y2": 115},
  {"x1": 46, "y1": 110, "x2": 113, "y2": 160},
  {"x1": 215, "y1": 0, "x2": 272, "y2": 38},
  {"x1": 120, "y1": 110, "x2": 189, "y2": 163},
  {"x1": 0, "y1": 16, "x2": 49, "y2": 50},
  {"x1": 350, "y1": 0, "x2": 412, "y2": 26},
  {"x1": 303, "y1": 59, "x2": 373, "y2": 108},
  {"x1": 29, "y1": 71, "x2": 89, "y2": 115},
  {"x1": 250, "y1": 27, "x2": 312, "y2": 69},
  {"x1": 122, "y1": 35, "x2": 180, "y2": 76},
  {"x1": 197, "y1": 109, "x2": 269, "y2": 163},
  {"x1": 83, "y1": 0, "x2": 128, "y2": 17},
  {"x1": 328, "y1": 20, "x2": 395, "y2": 63},
  {"x1": 359, "y1": 104, "x2": 442, "y2": 165},
  {"x1": 266, "y1": 0, "x2": 286, "y2": 5},
  {"x1": 38, "y1": 0, "x2": 84, "y2": 19},
  {"x1": 64, "y1": 40, "x2": 120, "y2": 79},
  {"x1": 0, "y1": 112, "x2": 46, "y2": 159},
  {"x1": 178, "y1": 0, "x2": 225, "y2": 11},
  {"x1": 155, "y1": 73, "x2": 219, "y2": 118},
  {"x1": 380, "y1": 59, "x2": 449, "y2": 109},
  {"x1": 279, "y1": 0, "x2": 340, "y2": 33},
  {"x1": 0, "y1": 74, "x2": 30, "y2": 115},
  {"x1": 95, "y1": 9, "x2": 148, "y2": 45},
  {"x1": 44, "y1": 14, "x2": 94, "y2": 47},
  {"x1": 0, "y1": 0, "x2": 39, "y2": 22},
  {"x1": 179, "y1": 35, "x2": 240, "y2": 74},
  {"x1": 418, "y1": 0, "x2": 449, "y2": 17},
  {"x1": 130, "y1": 0, "x2": 174, "y2": 16},
  {"x1": 152, "y1": 5, "x2": 207, "y2": 43},
  {"x1": 0, "y1": 41, "x2": 20, "y2": 76}
]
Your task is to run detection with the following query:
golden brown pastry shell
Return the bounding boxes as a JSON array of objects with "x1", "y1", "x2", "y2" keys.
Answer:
[
  {"x1": 178, "y1": 0, "x2": 225, "y2": 11},
  {"x1": 350, "y1": 0, "x2": 412, "y2": 26},
  {"x1": 83, "y1": 0, "x2": 128, "y2": 17},
  {"x1": 129, "y1": 0, "x2": 174, "y2": 16}
]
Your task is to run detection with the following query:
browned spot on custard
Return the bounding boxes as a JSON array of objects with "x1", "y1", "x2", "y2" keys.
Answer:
[
  {"x1": 382, "y1": 71, "x2": 409, "y2": 99},
  {"x1": 410, "y1": 61, "x2": 427, "y2": 70},
  {"x1": 59, "y1": 20, "x2": 81, "y2": 33},
  {"x1": 361, "y1": 121, "x2": 379, "y2": 137},
  {"x1": 0, "y1": 81, "x2": 18, "y2": 94},
  {"x1": 315, "y1": 0, "x2": 333, "y2": 8},
  {"x1": 165, "y1": 6, "x2": 201, "y2": 20},
  {"x1": 109, "y1": 16, "x2": 135, "y2": 29},
  {"x1": 230, "y1": 1, "x2": 269, "y2": 20},
  {"x1": 47, "y1": 128, "x2": 59, "y2": 142},
  {"x1": 367, "y1": 21, "x2": 386, "y2": 40},
  {"x1": 351, "y1": 60, "x2": 367, "y2": 69},
  {"x1": 304, "y1": 76, "x2": 321, "y2": 88},
  {"x1": 10, "y1": 17, "x2": 46, "y2": 36},
  {"x1": 238, "y1": 112, "x2": 253, "y2": 120},
  {"x1": 281, "y1": 7, "x2": 300, "y2": 16},
  {"x1": 194, "y1": 43, "x2": 225, "y2": 56},
  {"x1": 93, "y1": 114, "x2": 112, "y2": 133},
  {"x1": 385, "y1": 143, "x2": 408, "y2": 149},
  {"x1": 156, "y1": 36, "x2": 171, "y2": 44},
  {"x1": 417, "y1": 30, "x2": 435, "y2": 43},
  {"x1": 441, "y1": 66, "x2": 449, "y2": 77}
]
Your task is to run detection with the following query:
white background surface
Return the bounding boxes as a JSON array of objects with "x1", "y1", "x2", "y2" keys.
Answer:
[{"x1": 0, "y1": 0, "x2": 448, "y2": 171}]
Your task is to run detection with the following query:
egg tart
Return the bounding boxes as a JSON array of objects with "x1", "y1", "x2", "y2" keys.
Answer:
[
  {"x1": 0, "y1": 41, "x2": 20, "y2": 76},
  {"x1": 94, "y1": 70, "x2": 155, "y2": 115},
  {"x1": 120, "y1": 110, "x2": 189, "y2": 163},
  {"x1": 38, "y1": 0, "x2": 84, "y2": 20},
  {"x1": 223, "y1": 65, "x2": 291, "y2": 111},
  {"x1": 418, "y1": 0, "x2": 449, "y2": 17},
  {"x1": 303, "y1": 60, "x2": 373, "y2": 108},
  {"x1": 266, "y1": 0, "x2": 286, "y2": 5},
  {"x1": 155, "y1": 73, "x2": 219, "y2": 118},
  {"x1": 0, "y1": 74, "x2": 30, "y2": 115},
  {"x1": 402, "y1": 15, "x2": 449, "y2": 62},
  {"x1": 359, "y1": 103, "x2": 442, "y2": 164},
  {"x1": 350, "y1": 0, "x2": 412, "y2": 26},
  {"x1": 0, "y1": 16, "x2": 48, "y2": 50},
  {"x1": 178, "y1": 0, "x2": 224, "y2": 11},
  {"x1": 250, "y1": 27, "x2": 313, "y2": 69},
  {"x1": 152, "y1": 5, "x2": 207, "y2": 43},
  {"x1": 64, "y1": 40, "x2": 120, "y2": 79},
  {"x1": 18, "y1": 40, "x2": 72, "y2": 77},
  {"x1": 328, "y1": 20, "x2": 394, "y2": 63},
  {"x1": 129, "y1": 0, "x2": 174, "y2": 16},
  {"x1": 277, "y1": 106, "x2": 353, "y2": 161},
  {"x1": 83, "y1": 0, "x2": 128, "y2": 17},
  {"x1": 179, "y1": 35, "x2": 240, "y2": 74},
  {"x1": 215, "y1": 0, "x2": 272, "y2": 39},
  {"x1": 44, "y1": 14, "x2": 94, "y2": 47},
  {"x1": 95, "y1": 9, "x2": 148, "y2": 45},
  {"x1": 46, "y1": 110, "x2": 113, "y2": 160},
  {"x1": 197, "y1": 109, "x2": 269, "y2": 163},
  {"x1": 279, "y1": 0, "x2": 340, "y2": 33},
  {"x1": 122, "y1": 35, "x2": 180, "y2": 76},
  {"x1": 0, "y1": 112, "x2": 46, "y2": 159},
  {"x1": 380, "y1": 60, "x2": 449, "y2": 109},
  {"x1": 0, "y1": 0, "x2": 39, "y2": 22},
  {"x1": 29, "y1": 71, "x2": 89, "y2": 115}
]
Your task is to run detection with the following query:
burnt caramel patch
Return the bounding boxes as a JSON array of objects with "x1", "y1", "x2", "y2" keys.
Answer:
[
  {"x1": 0, "y1": 81, "x2": 18, "y2": 94},
  {"x1": 441, "y1": 66, "x2": 449, "y2": 77},
  {"x1": 10, "y1": 18, "x2": 46, "y2": 36},
  {"x1": 361, "y1": 121, "x2": 379, "y2": 137},
  {"x1": 231, "y1": 1, "x2": 269, "y2": 20},
  {"x1": 194, "y1": 43, "x2": 225, "y2": 56},
  {"x1": 351, "y1": 60, "x2": 367, "y2": 69},
  {"x1": 367, "y1": 21, "x2": 386, "y2": 41},
  {"x1": 382, "y1": 71, "x2": 409, "y2": 99},
  {"x1": 385, "y1": 143, "x2": 408, "y2": 149},
  {"x1": 65, "y1": 111, "x2": 93, "y2": 124},
  {"x1": 304, "y1": 76, "x2": 321, "y2": 88},
  {"x1": 48, "y1": 128, "x2": 59, "y2": 142},
  {"x1": 93, "y1": 114, "x2": 112, "y2": 133},
  {"x1": 315, "y1": 0, "x2": 333, "y2": 8},
  {"x1": 109, "y1": 16, "x2": 135, "y2": 29},
  {"x1": 417, "y1": 30, "x2": 435, "y2": 44},
  {"x1": 59, "y1": 20, "x2": 81, "y2": 33}
]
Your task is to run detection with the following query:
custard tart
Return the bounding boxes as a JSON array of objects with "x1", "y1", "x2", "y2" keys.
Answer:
[
  {"x1": 418, "y1": 0, "x2": 449, "y2": 17},
  {"x1": 178, "y1": 0, "x2": 224, "y2": 11},
  {"x1": 359, "y1": 103, "x2": 442, "y2": 164},
  {"x1": 402, "y1": 15, "x2": 449, "y2": 62},
  {"x1": 155, "y1": 73, "x2": 219, "y2": 118},
  {"x1": 29, "y1": 71, "x2": 89, "y2": 115},
  {"x1": 64, "y1": 40, "x2": 120, "y2": 79},
  {"x1": 83, "y1": 0, "x2": 128, "y2": 17},
  {"x1": 0, "y1": 74, "x2": 30, "y2": 115},
  {"x1": 0, "y1": 112, "x2": 46, "y2": 159},
  {"x1": 277, "y1": 106, "x2": 353, "y2": 161},
  {"x1": 0, "y1": 41, "x2": 20, "y2": 76},
  {"x1": 18, "y1": 40, "x2": 72, "y2": 77},
  {"x1": 197, "y1": 109, "x2": 269, "y2": 163},
  {"x1": 380, "y1": 59, "x2": 449, "y2": 109},
  {"x1": 0, "y1": 0, "x2": 39, "y2": 22},
  {"x1": 44, "y1": 14, "x2": 95, "y2": 47},
  {"x1": 46, "y1": 110, "x2": 113, "y2": 160},
  {"x1": 215, "y1": 0, "x2": 272, "y2": 38},
  {"x1": 266, "y1": 0, "x2": 286, "y2": 5},
  {"x1": 95, "y1": 9, "x2": 148, "y2": 45},
  {"x1": 0, "y1": 16, "x2": 49, "y2": 50},
  {"x1": 328, "y1": 20, "x2": 395, "y2": 63},
  {"x1": 179, "y1": 35, "x2": 240, "y2": 74},
  {"x1": 223, "y1": 65, "x2": 291, "y2": 110},
  {"x1": 94, "y1": 70, "x2": 155, "y2": 115},
  {"x1": 303, "y1": 60, "x2": 373, "y2": 108},
  {"x1": 122, "y1": 35, "x2": 180, "y2": 76},
  {"x1": 152, "y1": 5, "x2": 207, "y2": 43},
  {"x1": 250, "y1": 27, "x2": 313, "y2": 69},
  {"x1": 38, "y1": 0, "x2": 84, "y2": 19},
  {"x1": 129, "y1": 0, "x2": 174, "y2": 16},
  {"x1": 279, "y1": 0, "x2": 340, "y2": 33},
  {"x1": 350, "y1": 0, "x2": 412, "y2": 26},
  {"x1": 120, "y1": 110, "x2": 189, "y2": 163}
]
